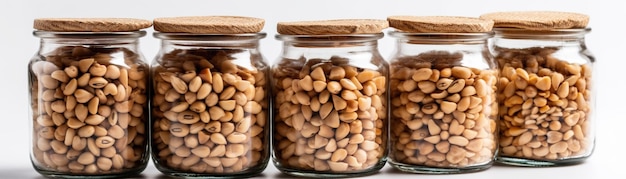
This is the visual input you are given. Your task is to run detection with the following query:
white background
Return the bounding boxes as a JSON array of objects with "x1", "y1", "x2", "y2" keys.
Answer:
[{"x1": 0, "y1": 0, "x2": 623, "y2": 178}]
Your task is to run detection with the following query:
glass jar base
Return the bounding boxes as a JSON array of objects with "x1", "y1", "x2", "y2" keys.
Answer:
[
  {"x1": 34, "y1": 165, "x2": 146, "y2": 179},
  {"x1": 275, "y1": 160, "x2": 386, "y2": 178},
  {"x1": 388, "y1": 161, "x2": 492, "y2": 174},
  {"x1": 496, "y1": 156, "x2": 587, "y2": 167},
  {"x1": 154, "y1": 162, "x2": 268, "y2": 178},
  {"x1": 157, "y1": 171, "x2": 263, "y2": 179}
]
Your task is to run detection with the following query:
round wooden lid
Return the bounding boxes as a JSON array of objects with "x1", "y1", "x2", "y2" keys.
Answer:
[
  {"x1": 34, "y1": 18, "x2": 152, "y2": 32},
  {"x1": 387, "y1": 16, "x2": 493, "y2": 33},
  {"x1": 277, "y1": 19, "x2": 388, "y2": 35},
  {"x1": 153, "y1": 16, "x2": 265, "y2": 34},
  {"x1": 480, "y1": 11, "x2": 589, "y2": 30}
]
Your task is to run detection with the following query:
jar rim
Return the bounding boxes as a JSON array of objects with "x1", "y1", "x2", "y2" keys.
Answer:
[
  {"x1": 275, "y1": 33, "x2": 384, "y2": 42},
  {"x1": 154, "y1": 32, "x2": 267, "y2": 41},
  {"x1": 33, "y1": 30, "x2": 146, "y2": 38},
  {"x1": 492, "y1": 27, "x2": 591, "y2": 39}
]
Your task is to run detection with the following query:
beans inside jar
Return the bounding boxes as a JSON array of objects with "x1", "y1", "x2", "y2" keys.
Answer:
[
  {"x1": 30, "y1": 46, "x2": 148, "y2": 174},
  {"x1": 496, "y1": 47, "x2": 592, "y2": 161},
  {"x1": 151, "y1": 49, "x2": 269, "y2": 174},
  {"x1": 389, "y1": 51, "x2": 498, "y2": 168},
  {"x1": 272, "y1": 56, "x2": 388, "y2": 172}
]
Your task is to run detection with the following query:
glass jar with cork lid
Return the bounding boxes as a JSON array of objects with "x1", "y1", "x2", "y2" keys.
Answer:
[
  {"x1": 28, "y1": 18, "x2": 152, "y2": 178},
  {"x1": 150, "y1": 16, "x2": 270, "y2": 177},
  {"x1": 386, "y1": 16, "x2": 499, "y2": 174},
  {"x1": 481, "y1": 11, "x2": 595, "y2": 167},
  {"x1": 272, "y1": 19, "x2": 390, "y2": 177}
]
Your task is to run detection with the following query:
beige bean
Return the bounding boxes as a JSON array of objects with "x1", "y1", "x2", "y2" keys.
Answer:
[
  {"x1": 227, "y1": 132, "x2": 247, "y2": 143},
  {"x1": 412, "y1": 68, "x2": 432, "y2": 81},
  {"x1": 49, "y1": 140, "x2": 67, "y2": 154},
  {"x1": 191, "y1": 146, "x2": 211, "y2": 158},
  {"x1": 77, "y1": 126, "x2": 95, "y2": 137},
  {"x1": 170, "y1": 76, "x2": 188, "y2": 94},
  {"x1": 447, "y1": 79, "x2": 465, "y2": 94},
  {"x1": 427, "y1": 120, "x2": 441, "y2": 135},
  {"x1": 88, "y1": 77, "x2": 108, "y2": 89},
  {"x1": 51, "y1": 70, "x2": 69, "y2": 83},
  {"x1": 74, "y1": 89, "x2": 94, "y2": 103},
  {"x1": 326, "y1": 81, "x2": 342, "y2": 94},
  {"x1": 89, "y1": 63, "x2": 107, "y2": 77},
  {"x1": 97, "y1": 157, "x2": 113, "y2": 171},
  {"x1": 67, "y1": 117, "x2": 86, "y2": 129},
  {"x1": 517, "y1": 131, "x2": 533, "y2": 145},
  {"x1": 64, "y1": 65, "x2": 79, "y2": 78},
  {"x1": 77, "y1": 152, "x2": 95, "y2": 165},
  {"x1": 170, "y1": 123, "x2": 190, "y2": 138},
  {"x1": 210, "y1": 133, "x2": 227, "y2": 145},
  {"x1": 76, "y1": 73, "x2": 90, "y2": 87},
  {"x1": 549, "y1": 141, "x2": 569, "y2": 154},
  {"x1": 309, "y1": 67, "x2": 326, "y2": 81},
  {"x1": 451, "y1": 67, "x2": 472, "y2": 79},
  {"x1": 68, "y1": 161, "x2": 84, "y2": 171},
  {"x1": 444, "y1": 146, "x2": 465, "y2": 164},
  {"x1": 95, "y1": 136, "x2": 115, "y2": 148},
  {"x1": 327, "y1": 161, "x2": 349, "y2": 172},
  {"x1": 112, "y1": 154, "x2": 124, "y2": 169},
  {"x1": 41, "y1": 75, "x2": 59, "y2": 89},
  {"x1": 107, "y1": 125, "x2": 125, "y2": 139},
  {"x1": 212, "y1": 73, "x2": 224, "y2": 93},
  {"x1": 225, "y1": 144, "x2": 246, "y2": 158},
  {"x1": 440, "y1": 101, "x2": 457, "y2": 114}
]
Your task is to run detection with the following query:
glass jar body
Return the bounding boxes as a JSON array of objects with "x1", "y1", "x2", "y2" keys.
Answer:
[
  {"x1": 493, "y1": 29, "x2": 595, "y2": 166},
  {"x1": 150, "y1": 33, "x2": 270, "y2": 177},
  {"x1": 387, "y1": 32, "x2": 499, "y2": 174},
  {"x1": 271, "y1": 34, "x2": 389, "y2": 177},
  {"x1": 29, "y1": 32, "x2": 150, "y2": 178}
]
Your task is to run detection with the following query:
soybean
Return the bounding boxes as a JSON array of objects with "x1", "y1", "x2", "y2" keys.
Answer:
[
  {"x1": 29, "y1": 46, "x2": 148, "y2": 174},
  {"x1": 496, "y1": 47, "x2": 592, "y2": 161},
  {"x1": 389, "y1": 51, "x2": 498, "y2": 168},
  {"x1": 151, "y1": 49, "x2": 268, "y2": 174},
  {"x1": 273, "y1": 56, "x2": 387, "y2": 172}
]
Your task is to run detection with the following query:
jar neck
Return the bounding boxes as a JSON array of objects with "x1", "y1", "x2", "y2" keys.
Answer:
[
  {"x1": 492, "y1": 28, "x2": 593, "y2": 63},
  {"x1": 492, "y1": 28, "x2": 590, "y2": 49},
  {"x1": 394, "y1": 40, "x2": 489, "y2": 54},
  {"x1": 276, "y1": 34, "x2": 383, "y2": 60},
  {"x1": 34, "y1": 31, "x2": 144, "y2": 54},
  {"x1": 155, "y1": 33, "x2": 266, "y2": 51},
  {"x1": 390, "y1": 31, "x2": 491, "y2": 56}
]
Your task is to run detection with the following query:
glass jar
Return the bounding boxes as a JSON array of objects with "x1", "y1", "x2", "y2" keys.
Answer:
[
  {"x1": 29, "y1": 31, "x2": 150, "y2": 177},
  {"x1": 272, "y1": 34, "x2": 389, "y2": 177},
  {"x1": 150, "y1": 33, "x2": 270, "y2": 177},
  {"x1": 493, "y1": 28, "x2": 595, "y2": 166},
  {"x1": 387, "y1": 31, "x2": 499, "y2": 173}
]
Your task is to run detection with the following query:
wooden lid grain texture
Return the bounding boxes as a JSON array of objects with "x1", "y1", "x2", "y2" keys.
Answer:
[
  {"x1": 34, "y1": 18, "x2": 152, "y2": 32},
  {"x1": 480, "y1": 11, "x2": 589, "y2": 30},
  {"x1": 153, "y1": 16, "x2": 265, "y2": 34},
  {"x1": 388, "y1": 16, "x2": 494, "y2": 33},
  {"x1": 277, "y1": 19, "x2": 389, "y2": 35}
]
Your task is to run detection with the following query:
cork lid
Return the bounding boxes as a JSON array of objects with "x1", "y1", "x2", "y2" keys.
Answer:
[
  {"x1": 387, "y1": 16, "x2": 493, "y2": 33},
  {"x1": 153, "y1": 16, "x2": 265, "y2": 34},
  {"x1": 277, "y1": 19, "x2": 389, "y2": 35},
  {"x1": 480, "y1": 11, "x2": 589, "y2": 30},
  {"x1": 33, "y1": 18, "x2": 152, "y2": 32}
]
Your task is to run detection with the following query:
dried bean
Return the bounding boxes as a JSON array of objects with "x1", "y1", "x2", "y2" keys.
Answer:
[
  {"x1": 151, "y1": 49, "x2": 268, "y2": 174},
  {"x1": 496, "y1": 47, "x2": 592, "y2": 161},
  {"x1": 30, "y1": 46, "x2": 148, "y2": 174},
  {"x1": 273, "y1": 55, "x2": 387, "y2": 172},
  {"x1": 389, "y1": 51, "x2": 498, "y2": 169}
]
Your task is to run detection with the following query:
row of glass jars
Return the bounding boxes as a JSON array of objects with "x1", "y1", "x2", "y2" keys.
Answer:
[{"x1": 29, "y1": 28, "x2": 595, "y2": 178}]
